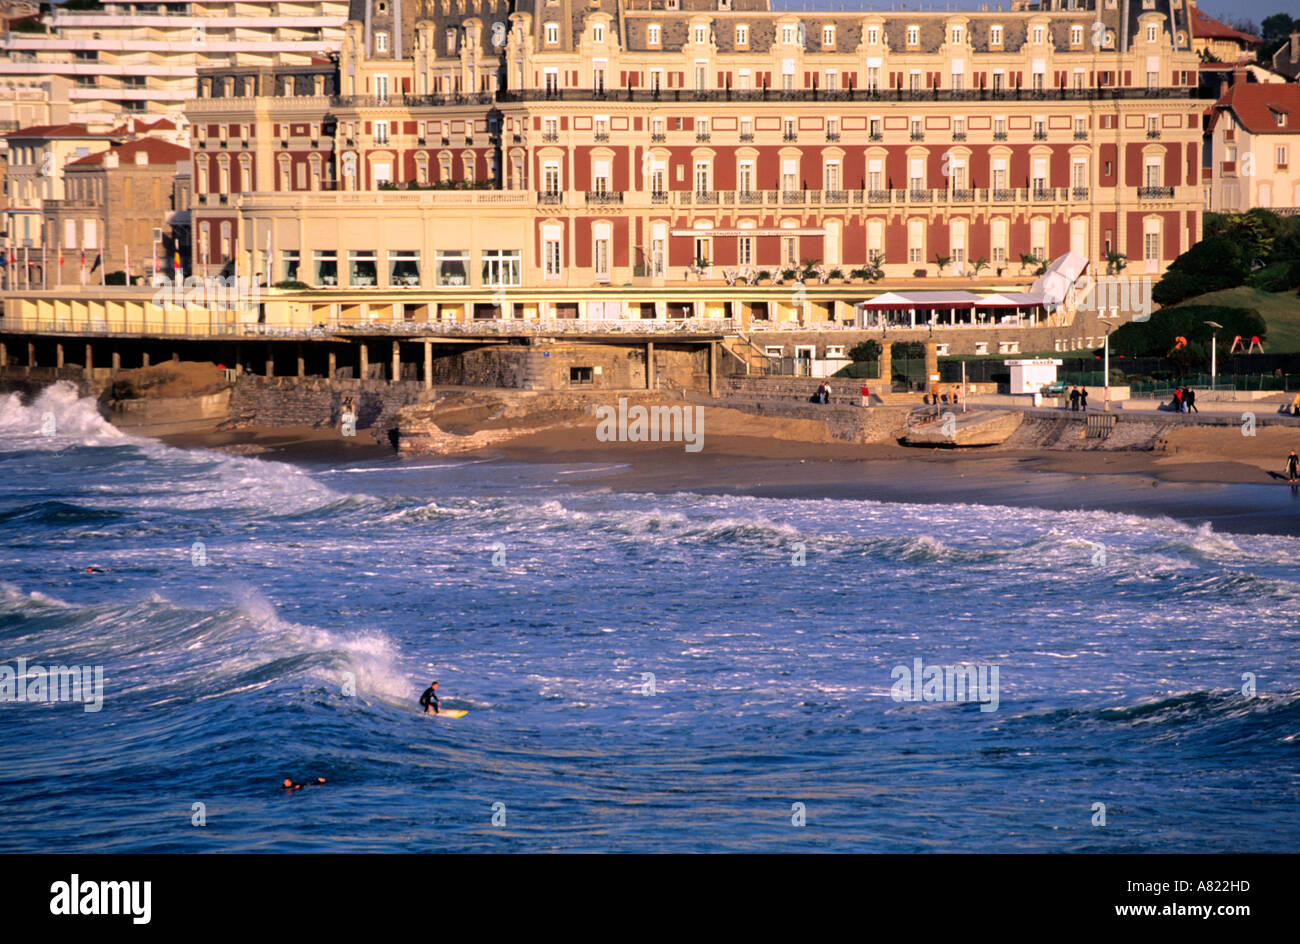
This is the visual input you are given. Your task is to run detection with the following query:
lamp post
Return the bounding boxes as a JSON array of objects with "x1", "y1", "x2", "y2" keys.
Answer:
[
  {"x1": 1205, "y1": 321, "x2": 1223, "y2": 390},
  {"x1": 1099, "y1": 314, "x2": 1117, "y2": 412}
]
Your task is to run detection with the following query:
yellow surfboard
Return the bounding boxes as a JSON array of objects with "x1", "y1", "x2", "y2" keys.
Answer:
[{"x1": 429, "y1": 709, "x2": 468, "y2": 719}]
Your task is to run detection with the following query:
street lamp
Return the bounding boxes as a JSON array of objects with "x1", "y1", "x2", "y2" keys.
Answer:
[
  {"x1": 1099, "y1": 313, "x2": 1118, "y2": 412},
  {"x1": 1204, "y1": 321, "x2": 1223, "y2": 390}
]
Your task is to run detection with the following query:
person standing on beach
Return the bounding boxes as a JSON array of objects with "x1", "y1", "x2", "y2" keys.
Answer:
[
  {"x1": 1287, "y1": 451, "x2": 1299, "y2": 483},
  {"x1": 860, "y1": 383, "x2": 871, "y2": 408},
  {"x1": 419, "y1": 680, "x2": 440, "y2": 715},
  {"x1": 1185, "y1": 387, "x2": 1198, "y2": 413}
]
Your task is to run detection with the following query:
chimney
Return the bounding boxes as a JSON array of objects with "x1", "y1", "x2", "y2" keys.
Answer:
[
  {"x1": 134, "y1": 149, "x2": 148, "y2": 165},
  {"x1": 1220, "y1": 75, "x2": 1229, "y2": 98},
  {"x1": 1232, "y1": 65, "x2": 1248, "y2": 86},
  {"x1": 1290, "y1": 31, "x2": 1299, "y2": 64},
  {"x1": 103, "y1": 151, "x2": 119, "y2": 169}
]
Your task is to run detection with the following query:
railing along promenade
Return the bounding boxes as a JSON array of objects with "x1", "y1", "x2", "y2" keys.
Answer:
[{"x1": 0, "y1": 315, "x2": 739, "y2": 339}]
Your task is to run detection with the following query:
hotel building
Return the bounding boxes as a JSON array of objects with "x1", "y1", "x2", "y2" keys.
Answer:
[{"x1": 179, "y1": 0, "x2": 1203, "y2": 334}]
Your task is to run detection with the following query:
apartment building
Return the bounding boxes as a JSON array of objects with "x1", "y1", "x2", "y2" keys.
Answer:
[
  {"x1": 0, "y1": 0, "x2": 348, "y2": 125},
  {"x1": 185, "y1": 0, "x2": 1204, "y2": 326},
  {"x1": 1208, "y1": 79, "x2": 1300, "y2": 213}
]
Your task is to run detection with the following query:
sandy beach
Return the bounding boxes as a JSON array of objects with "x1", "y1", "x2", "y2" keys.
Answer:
[{"x1": 156, "y1": 403, "x2": 1300, "y2": 536}]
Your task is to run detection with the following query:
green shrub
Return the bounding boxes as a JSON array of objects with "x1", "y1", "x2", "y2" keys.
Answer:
[
  {"x1": 1151, "y1": 235, "x2": 1251, "y2": 306},
  {"x1": 1110, "y1": 304, "x2": 1266, "y2": 359},
  {"x1": 273, "y1": 280, "x2": 310, "y2": 290},
  {"x1": 847, "y1": 340, "x2": 881, "y2": 362}
]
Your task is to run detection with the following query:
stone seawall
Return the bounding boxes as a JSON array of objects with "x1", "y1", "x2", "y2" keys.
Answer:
[
  {"x1": 224, "y1": 376, "x2": 436, "y2": 433},
  {"x1": 716, "y1": 397, "x2": 912, "y2": 444}
]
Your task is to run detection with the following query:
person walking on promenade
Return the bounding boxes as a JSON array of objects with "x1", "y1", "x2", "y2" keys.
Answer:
[
  {"x1": 1185, "y1": 387, "x2": 1198, "y2": 413},
  {"x1": 1079, "y1": 387, "x2": 1089, "y2": 411},
  {"x1": 860, "y1": 383, "x2": 871, "y2": 408},
  {"x1": 1172, "y1": 387, "x2": 1183, "y2": 413},
  {"x1": 1287, "y1": 451, "x2": 1299, "y2": 483},
  {"x1": 1069, "y1": 386, "x2": 1080, "y2": 411}
]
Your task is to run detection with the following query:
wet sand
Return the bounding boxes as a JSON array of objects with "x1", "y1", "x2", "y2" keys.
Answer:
[{"x1": 159, "y1": 420, "x2": 1300, "y2": 536}]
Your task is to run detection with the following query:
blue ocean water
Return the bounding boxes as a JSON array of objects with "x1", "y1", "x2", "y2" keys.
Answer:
[{"x1": 0, "y1": 383, "x2": 1296, "y2": 853}]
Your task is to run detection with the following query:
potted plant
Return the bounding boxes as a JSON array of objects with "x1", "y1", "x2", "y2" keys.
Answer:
[
  {"x1": 755, "y1": 269, "x2": 772, "y2": 284},
  {"x1": 828, "y1": 267, "x2": 845, "y2": 283},
  {"x1": 782, "y1": 267, "x2": 799, "y2": 282}
]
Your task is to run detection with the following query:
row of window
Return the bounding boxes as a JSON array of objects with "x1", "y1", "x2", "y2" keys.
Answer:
[{"x1": 269, "y1": 249, "x2": 521, "y2": 288}]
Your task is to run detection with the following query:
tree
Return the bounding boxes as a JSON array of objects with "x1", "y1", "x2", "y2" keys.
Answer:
[
  {"x1": 1151, "y1": 235, "x2": 1251, "y2": 306},
  {"x1": 1260, "y1": 13, "x2": 1298, "y2": 44},
  {"x1": 1018, "y1": 252, "x2": 1040, "y2": 275},
  {"x1": 972, "y1": 257, "x2": 989, "y2": 278},
  {"x1": 1105, "y1": 251, "x2": 1128, "y2": 275},
  {"x1": 933, "y1": 253, "x2": 951, "y2": 276}
]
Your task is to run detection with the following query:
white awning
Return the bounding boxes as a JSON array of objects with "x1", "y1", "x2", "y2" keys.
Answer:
[{"x1": 671, "y1": 228, "x2": 825, "y2": 237}]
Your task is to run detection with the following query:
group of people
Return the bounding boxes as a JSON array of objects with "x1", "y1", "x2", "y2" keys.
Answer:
[
  {"x1": 925, "y1": 383, "x2": 962, "y2": 408},
  {"x1": 809, "y1": 381, "x2": 834, "y2": 404},
  {"x1": 1170, "y1": 386, "x2": 1199, "y2": 413},
  {"x1": 1066, "y1": 386, "x2": 1090, "y2": 411}
]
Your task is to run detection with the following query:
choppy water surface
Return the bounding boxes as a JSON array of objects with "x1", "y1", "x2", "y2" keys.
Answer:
[{"x1": 1, "y1": 384, "x2": 1296, "y2": 852}]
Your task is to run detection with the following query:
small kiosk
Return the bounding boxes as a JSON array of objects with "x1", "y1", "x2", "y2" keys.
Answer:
[{"x1": 1005, "y1": 358, "x2": 1063, "y2": 404}]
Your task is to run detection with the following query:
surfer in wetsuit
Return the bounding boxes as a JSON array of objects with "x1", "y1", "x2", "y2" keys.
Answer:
[
  {"x1": 419, "y1": 680, "x2": 440, "y2": 715},
  {"x1": 1287, "y1": 451, "x2": 1299, "y2": 483}
]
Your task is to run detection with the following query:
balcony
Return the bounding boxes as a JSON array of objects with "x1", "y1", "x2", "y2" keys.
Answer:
[
  {"x1": 650, "y1": 132, "x2": 666, "y2": 143},
  {"x1": 738, "y1": 190, "x2": 762, "y2": 204},
  {"x1": 825, "y1": 131, "x2": 841, "y2": 142},
  {"x1": 441, "y1": 136, "x2": 451, "y2": 145},
  {"x1": 1146, "y1": 129, "x2": 1161, "y2": 139},
  {"x1": 650, "y1": 191, "x2": 668, "y2": 204},
  {"x1": 695, "y1": 132, "x2": 711, "y2": 142},
  {"x1": 1031, "y1": 187, "x2": 1055, "y2": 201},
  {"x1": 585, "y1": 190, "x2": 622, "y2": 205},
  {"x1": 694, "y1": 190, "x2": 719, "y2": 204},
  {"x1": 909, "y1": 189, "x2": 932, "y2": 202},
  {"x1": 594, "y1": 132, "x2": 610, "y2": 142},
  {"x1": 541, "y1": 133, "x2": 558, "y2": 143},
  {"x1": 1071, "y1": 187, "x2": 1089, "y2": 200},
  {"x1": 909, "y1": 131, "x2": 925, "y2": 141},
  {"x1": 952, "y1": 132, "x2": 966, "y2": 141},
  {"x1": 1033, "y1": 130, "x2": 1048, "y2": 140},
  {"x1": 993, "y1": 131, "x2": 1007, "y2": 141},
  {"x1": 992, "y1": 188, "x2": 1018, "y2": 202},
  {"x1": 823, "y1": 190, "x2": 848, "y2": 203},
  {"x1": 491, "y1": 86, "x2": 1199, "y2": 105},
  {"x1": 1074, "y1": 131, "x2": 1089, "y2": 140},
  {"x1": 1137, "y1": 186, "x2": 1174, "y2": 199},
  {"x1": 537, "y1": 191, "x2": 563, "y2": 205},
  {"x1": 782, "y1": 132, "x2": 798, "y2": 142},
  {"x1": 868, "y1": 190, "x2": 891, "y2": 204},
  {"x1": 739, "y1": 132, "x2": 754, "y2": 142},
  {"x1": 951, "y1": 188, "x2": 974, "y2": 202},
  {"x1": 868, "y1": 132, "x2": 883, "y2": 141},
  {"x1": 781, "y1": 190, "x2": 805, "y2": 203}
]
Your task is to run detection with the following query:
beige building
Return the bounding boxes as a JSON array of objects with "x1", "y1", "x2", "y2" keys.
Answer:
[
  {"x1": 1188, "y1": 3, "x2": 1259, "y2": 64},
  {"x1": 1, "y1": 122, "x2": 121, "y2": 260},
  {"x1": 1209, "y1": 80, "x2": 1300, "y2": 213},
  {"x1": 42, "y1": 136, "x2": 192, "y2": 283}
]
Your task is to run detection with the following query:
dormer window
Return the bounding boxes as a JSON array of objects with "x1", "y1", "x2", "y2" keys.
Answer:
[
  {"x1": 781, "y1": 25, "x2": 794, "y2": 44},
  {"x1": 446, "y1": 28, "x2": 456, "y2": 54},
  {"x1": 375, "y1": 31, "x2": 388, "y2": 52},
  {"x1": 1033, "y1": 26, "x2": 1044, "y2": 44},
  {"x1": 951, "y1": 26, "x2": 962, "y2": 45},
  {"x1": 694, "y1": 25, "x2": 706, "y2": 45},
  {"x1": 823, "y1": 25, "x2": 834, "y2": 47},
  {"x1": 1147, "y1": 24, "x2": 1157, "y2": 42},
  {"x1": 376, "y1": 1, "x2": 387, "y2": 12},
  {"x1": 990, "y1": 24, "x2": 1002, "y2": 46},
  {"x1": 544, "y1": 22, "x2": 558, "y2": 45},
  {"x1": 906, "y1": 25, "x2": 919, "y2": 46},
  {"x1": 1275, "y1": 110, "x2": 1288, "y2": 128},
  {"x1": 735, "y1": 24, "x2": 748, "y2": 46},
  {"x1": 1070, "y1": 25, "x2": 1082, "y2": 46},
  {"x1": 866, "y1": 26, "x2": 878, "y2": 44},
  {"x1": 593, "y1": 23, "x2": 604, "y2": 43},
  {"x1": 648, "y1": 23, "x2": 660, "y2": 46}
]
